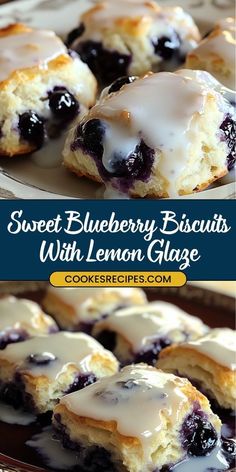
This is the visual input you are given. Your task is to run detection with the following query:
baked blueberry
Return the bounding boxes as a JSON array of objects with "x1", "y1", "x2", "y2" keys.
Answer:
[
  {"x1": 0, "y1": 329, "x2": 28, "y2": 350},
  {"x1": 220, "y1": 115, "x2": 236, "y2": 170},
  {"x1": 49, "y1": 87, "x2": 79, "y2": 121},
  {"x1": 0, "y1": 382, "x2": 24, "y2": 409},
  {"x1": 108, "y1": 76, "x2": 137, "y2": 94},
  {"x1": 135, "y1": 338, "x2": 171, "y2": 366},
  {"x1": 153, "y1": 32, "x2": 181, "y2": 60},
  {"x1": 95, "y1": 389, "x2": 119, "y2": 405},
  {"x1": 84, "y1": 447, "x2": 113, "y2": 471},
  {"x1": 76, "y1": 41, "x2": 131, "y2": 84},
  {"x1": 27, "y1": 353, "x2": 57, "y2": 365},
  {"x1": 109, "y1": 140, "x2": 154, "y2": 182},
  {"x1": 116, "y1": 379, "x2": 140, "y2": 389},
  {"x1": 66, "y1": 23, "x2": 85, "y2": 47},
  {"x1": 72, "y1": 118, "x2": 105, "y2": 159},
  {"x1": 65, "y1": 373, "x2": 96, "y2": 394},
  {"x1": 181, "y1": 411, "x2": 218, "y2": 456},
  {"x1": 18, "y1": 111, "x2": 45, "y2": 148}
]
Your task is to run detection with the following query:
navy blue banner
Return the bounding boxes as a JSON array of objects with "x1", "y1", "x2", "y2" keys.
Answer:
[{"x1": 0, "y1": 200, "x2": 234, "y2": 281}]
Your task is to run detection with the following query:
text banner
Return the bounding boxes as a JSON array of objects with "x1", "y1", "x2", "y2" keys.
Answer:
[{"x1": 0, "y1": 200, "x2": 234, "y2": 281}]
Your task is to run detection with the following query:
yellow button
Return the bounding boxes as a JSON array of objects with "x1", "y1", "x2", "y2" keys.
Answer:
[{"x1": 50, "y1": 272, "x2": 186, "y2": 287}]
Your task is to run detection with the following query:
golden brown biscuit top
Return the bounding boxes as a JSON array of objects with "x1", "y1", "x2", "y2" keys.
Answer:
[
  {"x1": 79, "y1": 0, "x2": 199, "y2": 40},
  {"x1": 0, "y1": 23, "x2": 67, "y2": 83}
]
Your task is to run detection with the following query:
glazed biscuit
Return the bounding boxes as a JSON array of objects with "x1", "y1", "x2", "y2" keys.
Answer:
[
  {"x1": 0, "y1": 295, "x2": 58, "y2": 349},
  {"x1": 92, "y1": 301, "x2": 208, "y2": 365},
  {"x1": 157, "y1": 328, "x2": 236, "y2": 411},
  {"x1": 68, "y1": 0, "x2": 200, "y2": 83},
  {"x1": 63, "y1": 69, "x2": 235, "y2": 198},
  {"x1": 53, "y1": 364, "x2": 222, "y2": 472},
  {"x1": 186, "y1": 17, "x2": 236, "y2": 90},
  {"x1": 42, "y1": 287, "x2": 147, "y2": 331},
  {"x1": 0, "y1": 332, "x2": 118, "y2": 414},
  {"x1": 0, "y1": 23, "x2": 97, "y2": 157}
]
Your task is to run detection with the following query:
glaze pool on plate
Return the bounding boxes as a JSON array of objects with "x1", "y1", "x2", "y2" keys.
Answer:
[{"x1": 0, "y1": 0, "x2": 235, "y2": 199}]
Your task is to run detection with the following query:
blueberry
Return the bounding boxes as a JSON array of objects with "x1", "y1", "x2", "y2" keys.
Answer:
[
  {"x1": 153, "y1": 32, "x2": 181, "y2": 60},
  {"x1": 84, "y1": 447, "x2": 113, "y2": 471},
  {"x1": 27, "y1": 352, "x2": 57, "y2": 365},
  {"x1": 66, "y1": 23, "x2": 85, "y2": 46},
  {"x1": 76, "y1": 40, "x2": 131, "y2": 84},
  {"x1": 95, "y1": 390, "x2": 119, "y2": 405},
  {"x1": 65, "y1": 373, "x2": 96, "y2": 394},
  {"x1": 220, "y1": 115, "x2": 236, "y2": 170},
  {"x1": 72, "y1": 125, "x2": 155, "y2": 188},
  {"x1": 181, "y1": 412, "x2": 218, "y2": 456},
  {"x1": 110, "y1": 140, "x2": 154, "y2": 179},
  {"x1": 72, "y1": 118, "x2": 105, "y2": 159},
  {"x1": 135, "y1": 338, "x2": 171, "y2": 366},
  {"x1": 108, "y1": 76, "x2": 137, "y2": 94},
  {"x1": 0, "y1": 382, "x2": 23, "y2": 409},
  {"x1": 0, "y1": 329, "x2": 27, "y2": 350},
  {"x1": 19, "y1": 111, "x2": 45, "y2": 148},
  {"x1": 116, "y1": 379, "x2": 140, "y2": 389},
  {"x1": 49, "y1": 87, "x2": 79, "y2": 121}
]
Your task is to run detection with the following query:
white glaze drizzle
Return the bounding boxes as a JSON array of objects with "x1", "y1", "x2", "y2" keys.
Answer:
[
  {"x1": 26, "y1": 427, "x2": 80, "y2": 469},
  {"x1": 0, "y1": 29, "x2": 67, "y2": 82},
  {"x1": 94, "y1": 302, "x2": 208, "y2": 351},
  {"x1": 91, "y1": 70, "x2": 227, "y2": 196},
  {"x1": 27, "y1": 428, "x2": 230, "y2": 472},
  {"x1": 0, "y1": 332, "x2": 115, "y2": 379},
  {"x1": 172, "y1": 442, "x2": 229, "y2": 472},
  {"x1": 183, "y1": 328, "x2": 236, "y2": 371},
  {"x1": 60, "y1": 364, "x2": 191, "y2": 456},
  {"x1": 0, "y1": 296, "x2": 55, "y2": 333},
  {"x1": 47, "y1": 286, "x2": 145, "y2": 320},
  {"x1": 0, "y1": 401, "x2": 36, "y2": 425},
  {"x1": 177, "y1": 69, "x2": 236, "y2": 106}
]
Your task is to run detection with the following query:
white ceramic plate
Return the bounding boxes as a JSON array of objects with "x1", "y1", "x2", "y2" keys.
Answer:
[{"x1": 0, "y1": 0, "x2": 235, "y2": 199}]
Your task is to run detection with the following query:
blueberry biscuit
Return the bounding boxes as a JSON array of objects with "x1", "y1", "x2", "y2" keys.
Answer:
[
  {"x1": 186, "y1": 17, "x2": 236, "y2": 90},
  {"x1": 63, "y1": 69, "x2": 235, "y2": 198},
  {"x1": 0, "y1": 23, "x2": 97, "y2": 157},
  {"x1": 0, "y1": 296, "x2": 58, "y2": 350},
  {"x1": 92, "y1": 302, "x2": 208, "y2": 365},
  {"x1": 43, "y1": 287, "x2": 146, "y2": 331},
  {"x1": 0, "y1": 332, "x2": 118, "y2": 414},
  {"x1": 53, "y1": 364, "x2": 223, "y2": 472},
  {"x1": 157, "y1": 328, "x2": 236, "y2": 412},
  {"x1": 68, "y1": 0, "x2": 200, "y2": 84}
]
